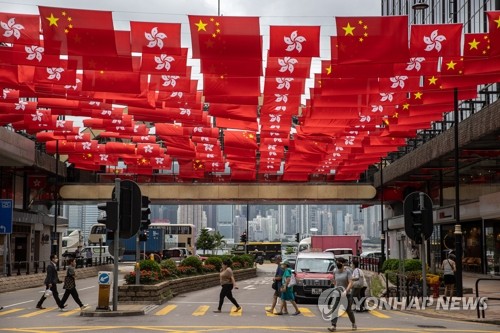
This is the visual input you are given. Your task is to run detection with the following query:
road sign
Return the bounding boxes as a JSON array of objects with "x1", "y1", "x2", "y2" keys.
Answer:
[
  {"x1": 404, "y1": 191, "x2": 433, "y2": 243},
  {"x1": 0, "y1": 199, "x2": 13, "y2": 234},
  {"x1": 98, "y1": 271, "x2": 112, "y2": 285}
]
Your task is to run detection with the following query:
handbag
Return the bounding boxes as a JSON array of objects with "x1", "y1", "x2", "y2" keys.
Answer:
[
  {"x1": 288, "y1": 273, "x2": 297, "y2": 287},
  {"x1": 63, "y1": 275, "x2": 75, "y2": 290},
  {"x1": 44, "y1": 289, "x2": 53, "y2": 298},
  {"x1": 271, "y1": 281, "x2": 278, "y2": 290},
  {"x1": 352, "y1": 268, "x2": 365, "y2": 288}
]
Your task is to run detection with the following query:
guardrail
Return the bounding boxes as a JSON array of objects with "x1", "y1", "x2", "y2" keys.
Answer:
[
  {"x1": 475, "y1": 278, "x2": 500, "y2": 319},
  {"x1": 3, "y1": 257, "x2": 113, "y2": 277},
  {"x1": 353, "y1": 256, "x2": 380, "y2": 273}
]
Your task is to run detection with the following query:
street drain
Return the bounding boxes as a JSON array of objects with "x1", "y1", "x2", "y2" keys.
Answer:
[{"x1": 417, "y1": 325, "x2": 447, "y2": 329}]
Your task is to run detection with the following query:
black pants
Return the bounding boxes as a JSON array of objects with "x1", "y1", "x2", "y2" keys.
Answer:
[
  {"x1": 60, "y1": 288, "x2": 84, "y2": 308},
  {"x1": 218, "y1": 284, "x2": 239, "y2": 310},
  {"x1": 37, "y1": 284, "x2": 62, "y2": 308},
  {"x1": 352, "y1": 287, "x2": 367, "y2": 311},
  {"x1": 331, "y1": 294, "x2": 355, "y2": 326}
]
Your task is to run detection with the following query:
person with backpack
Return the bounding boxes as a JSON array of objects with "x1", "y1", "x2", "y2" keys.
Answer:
[
  {"x1": 276, "y1": 260, "x2": 300, "y2": 316},
  {"x1": 351, "y1": 260, "x2": 368, "y2": 312}
]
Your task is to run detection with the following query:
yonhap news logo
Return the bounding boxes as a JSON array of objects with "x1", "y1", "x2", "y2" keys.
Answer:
[{"x1": 318, "y1": 287, "x2": 349, "y2": 321}]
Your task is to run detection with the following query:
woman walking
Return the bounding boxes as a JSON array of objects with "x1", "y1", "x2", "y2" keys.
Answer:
[
  {"x1": 276, "y1": 260, "x2": 300, "y2": 315},
  {"x1": 441, "y1": 253, "x2": 456, "y2": 300},
  {"x1": 328, "y1": 257, "x2": 356, "y2": 332},
  {"x1": 60, "y1": 258, "x2": 90, "y2": 310},
  {"x1": 213, "y1": 259, "x2": 241, "y2": 313}
]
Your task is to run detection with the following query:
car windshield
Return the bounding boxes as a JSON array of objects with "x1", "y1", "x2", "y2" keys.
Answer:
[{"x1": 296, "y1": 258, "x2": 336, "y2": 273}]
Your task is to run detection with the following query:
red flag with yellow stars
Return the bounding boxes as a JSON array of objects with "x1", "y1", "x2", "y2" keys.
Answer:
[
  {"x1": 38, "y1": 6, "x2": 117, "y2": 56},
  {"x1": 188, "y1": 15, "x2": 261, "y2": 59},
  {"x1": 335, "y1": 16, "x2": 409, "y2": 64},
  {"x1": 463, "y1": 33, "x2": 490, "y2": 58},
  {"x1": 487, "y1": 11, "x2": 500, "y2": 57}
]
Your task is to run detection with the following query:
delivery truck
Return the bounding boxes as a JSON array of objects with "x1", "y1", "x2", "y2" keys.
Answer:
[{"x1": 311, "y1": 235, "x2": 362, "y2": 259}]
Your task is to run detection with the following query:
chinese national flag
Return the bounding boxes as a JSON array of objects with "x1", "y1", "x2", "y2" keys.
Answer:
[
  {"x1": 269, "y1": 26, "x2": 320, "y2": 57},
  {"x1": 130, "y1": 21, "x2": 181, "y2": 53},
  {"x1": 188, "y1": 15, "x2": 261, "y2": 59},
  {"x1": 0, "y1": 13, "x2": 40, "y2": 45},
  {"x1": 38, "y1": 6, "x2": 117, "y2": 56},
  {"x1": 82, "y1": 70, "x2": 141, "y2": 94},
  {"x1": 487, "y1": 11, "x2": 500, "y2": 56},
  {"x1": 223, "y1": 130, "x2": 258, "y2": 149},
  {"x1": 463, "y1": 33, "x2": 490, "y2": 58},
  {"x1": 335, "y1": 16, "x2": 409, "y2": 64},
  {"x1": 410, "y1": 23, "x2": 463, "y2": 58}
]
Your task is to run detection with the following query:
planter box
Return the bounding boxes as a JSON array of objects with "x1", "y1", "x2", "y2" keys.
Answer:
[{"x1": 118, "y1": 268, "x2": 257, "y2": 304}]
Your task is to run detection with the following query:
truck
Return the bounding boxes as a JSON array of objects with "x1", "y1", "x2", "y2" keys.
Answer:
[
  {"x1": 62, "y1": 230, "x2": 83, "y2": 257},
  {"x1": 311, "y1": 235, "x2": 362, "y2": 257},
  {"x1": 121, "y1": 227, "x2": 166, "y2": 261}
]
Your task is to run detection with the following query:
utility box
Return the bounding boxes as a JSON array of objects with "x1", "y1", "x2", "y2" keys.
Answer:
[{"x1": 97, "y1": 271, "x2": 112, "y2": 310}]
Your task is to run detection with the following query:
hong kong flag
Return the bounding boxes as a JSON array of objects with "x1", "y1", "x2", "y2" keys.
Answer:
[
  {"x1": 28, "y1": 175, "x2": 47, "y2": 189},
  {"x1": 269, "y1": 26, "x2": 320, "y2": 57}
]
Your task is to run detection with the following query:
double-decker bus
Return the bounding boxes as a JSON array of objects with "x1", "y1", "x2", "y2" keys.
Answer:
[
  {"x1": 163, "y1": 223, "x2": 197, "y2": 254},
  {"x1": 88, "y1": 223, "x2": 107, "y2": 245},
  {"x1": 232, "y1": 241, "x2": 282, "y2": 260}
]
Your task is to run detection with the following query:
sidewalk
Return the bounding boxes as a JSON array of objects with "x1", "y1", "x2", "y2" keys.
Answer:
[{"x1": 369, "y1": 270, "x2": 500, "y2": 325}]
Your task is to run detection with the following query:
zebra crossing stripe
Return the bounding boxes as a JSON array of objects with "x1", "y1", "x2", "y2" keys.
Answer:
[
  {"x1": 192, "y1": 305, "x2": 209, "y2": 316},
  {"x1": 368, "y1": 310, "x2": 390, "y2": 318},
  {"x1": 298, "y1": 307, "x2": 314, "y2": 317},
  {"x1": 155, "y1": 304, "x2": 177, "y2": 316},
  {"x1": 58, "y1": 308, "x2": 81, "y2": 317},
  {"x1": 230, "y1": 306, "x2": 242, "y2": 316},
  {"x1": 19, "y1": 307, "x2": 56, "y2": 318}
]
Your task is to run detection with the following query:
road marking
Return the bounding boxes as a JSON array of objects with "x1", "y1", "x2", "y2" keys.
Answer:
[
  {"x1": 19, "y1": 307, "x2": 56, "y2": 318},
  {"x1": 243, "y1": 285, "x2": 256, "y2": 290},
  {"x1": 230, "y1": 306, "x2": 242, "y2": 316},
  {"x1": 58, "y1": 308, "x2": 81, "y2": 317},
  {"x1": 192, "y1": 305, "x2": 209, "y2": 316},
  {"x1": 298, "y1": 307, "x2": 315, "y2": 317},
  {"x1": 155, "y1": 304, "x2": 177, "y2": 316},
  {"x1": 369, "y1": 309, "x2": 391, "y2": 318},
  {"x1": 0, "y1": 308, "x2": 23, "y2": 316}
]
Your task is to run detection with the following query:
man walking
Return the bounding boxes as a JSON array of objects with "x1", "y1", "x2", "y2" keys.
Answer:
[
  {"x1": 266, "y1": 255, "x2": 287, "y2": 314},
  {"x1": 36, "y1": 254, "x2": 66, "y2": 311}
]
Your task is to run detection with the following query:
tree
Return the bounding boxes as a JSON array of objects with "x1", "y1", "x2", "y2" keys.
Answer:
[
  {"x1": 212, "y1": 231, "x2": 227, "y2": 255},
  {"x1": 196, "y1": 228, "x2": 215, "y2": 254}
]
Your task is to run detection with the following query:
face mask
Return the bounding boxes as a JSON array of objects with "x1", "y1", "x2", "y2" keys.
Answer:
[{"x1": 337, "y1": 263, "x2": 343, "y2": 269}]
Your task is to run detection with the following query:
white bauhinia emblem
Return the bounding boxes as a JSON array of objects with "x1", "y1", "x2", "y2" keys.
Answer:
[
  {"x1": 145, "y1": 27, "x2": 167, "y2": 49},
  {"x1": 99, "y1": 154, "x2": 109, "y2": 161},
  {"x1": 115, "y1": 126, "x2": 125, "y2": 131},
  {"x1": 75, "y1": 133, "x2": 83, "y2": 140},
  {"x1": 268, "y1": 151, "x2": 277, "y2": 156},
  {"x1": 194, "y1": 127, "x2": 203, "y2": 133},
  {"x1": 360, "y1": 114, "x2": 372, "y2": 123},
  {"x1": 270, "y1": 132, "x2": 279, "y2": 137},
  {"x1": 162, "y1": 75, "x2": 179, "y2": 87},
  {"x1": 89, "y1": 101, "x2": 101, "y2": 106},
  {"x1": 274, "y1": 106, "x2": 286, "y2": 112},
  {"x1": 25, "y1": 45, "x2": 44, "y2": 62},
  {"x1": 2, "y1": 88, "x2": 10, "y2": 99},
  {"x1": 274, "y1": 93, "x2": 288, "y2": 103},
  {"x1": 269, "y1": 114, "x2": 281, "y2": 123},
  {"x1": 201, "y1": 137, "x2": 209, "y2": 142},
  {"x1": 270, "y1": 125, "x2": 281, "y2": 130},
  {"x1": 47, "y1": 67, "x2": 64, "y2": 81},
  {"x1": 64, "y1": 78, "x2": 80, "y2": 91},
  {"x1": 390, "y1": 75, "x2": 408, "y2": 89},
  {"x1": 143, "y1": 145, "x2": 153, "y2": 153},
  {"x1": 344, "y1": 136, "x2": 355, "y2": 145},
  {"x1": 284, "y1": 30, "x2": 306, "y2": 53},
  {"x1": 56, "y1": 120, "x2": 66, "y2": 128},
  {"x1": 336, "y1": 146, "x2": 344, "y2": 152},
  {"x1": 371, "y1": 105, "x2": 383, "y2": 113},
  {"x1": 155, "y1": 54, "x2": 175, "y2": 71},
  {"x1": 406, "y1": 57, "x2": 426, "y2": 72},
  {"x1": 31, "y1": 111, "x2": 43, "y2": 122},
  {"x1": 171, "y1": 91, "x2": 183, "y2": 98},
  {"x1": 278, "y1": 57, "x2": 298, "y2": 74},
  {"x1": 1, "y1": 17, "x2": 24, "y2": 39},
  {"x1": 268, "y1": 145, "x2": 277, "y2": 151},
  {"x1": 134, "y1": 125, "x2": 140, "y2": 133},
  {"x1": 203, "y1": 144, "x2": 214, "y2": 152},
  {"x1": 82, "y1": 142, "x2": 92, "y2": 150},
  {"x1": 101, "y1": 109, "x2": 112, "y2": 116},
  {"x1": 276, "y1": 77, "x2": 294, "y2": 90},
  {"x1": 273, "y1": 138, "x2": 283, "y2": 143},
  {"x1": 380, "y1": 92, "x2": 394, "y2": 103},
  {"x1": 140, "y1": 136, "x2": 149, "y2": 141},
  {"x1": 15, "y1": 101, "x2": 27, "y2": 110},
  {"x1": 424, "y1": 30, "x2": 446, "y2": 52},
  {"x1": 112, "y1": 119, "x2": 122, "y2": 124},
  {"x1": 155, "y1": 157, "x2": 164, "y2": 165},
  {"x1": 180, "y1": 108, "x2": 191, "y2": 116}
]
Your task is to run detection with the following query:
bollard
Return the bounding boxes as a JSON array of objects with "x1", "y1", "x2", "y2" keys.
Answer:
[{"x1": 96, "y1": 271, "x2": 112, "y2": 311}]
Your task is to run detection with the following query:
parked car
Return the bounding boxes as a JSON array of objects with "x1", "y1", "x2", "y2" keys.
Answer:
[{"x1": 360, "y1": 251, "x2": 382, "y2": 265}]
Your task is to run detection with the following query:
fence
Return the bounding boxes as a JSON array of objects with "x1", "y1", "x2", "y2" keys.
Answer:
[{"x1": 475, "y1": 278, "x2": 500, "y2": 319}]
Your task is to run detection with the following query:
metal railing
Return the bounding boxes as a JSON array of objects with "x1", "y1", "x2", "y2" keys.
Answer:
[
  {"x1": 3, "y1": 257, "x2": 113, "y2": 277},
  {"x1": 475, "y1": 278, "x2": 500, "y2": 319},
  {"x1": 353, "y1": 256, "x2": 380, "y2": 273}
]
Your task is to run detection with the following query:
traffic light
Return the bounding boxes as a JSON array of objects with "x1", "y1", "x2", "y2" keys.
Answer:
[
  {"x1": 295, "y1": 233, "x2": 300, "y2": 242},
  {"x1": 240, "y1": 232, "x2": 247, "y2": 243},
  {"x1": 97, "y1": 201, "x2": 118, "y2": 231},
  {"x1": 141, "y1": 196, "x2": 151, "y2": 230}
]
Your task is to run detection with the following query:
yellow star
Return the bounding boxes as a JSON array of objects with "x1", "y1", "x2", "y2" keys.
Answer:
[
  {"x1": 325, "y1": 65, "x2": 332, "y2": 75},
  {"x1": 195, "y1": 19, "x2": 207, "y2": 32},
  {"x1": 446, "y1": 60, "x2": 457, "y2": 70},
  {"x1": 402, "y1": 103, "x2": 410, "y2": 110},
  {"x1": 392, "y1": 112, "x2": 399, "y2": 118},
  {"x1": 342, "y1": 23, "x2": 355, "y2": 36},
  {"x1": 468, "y1": 38, "x2": 480, "y2": 50},
  {"x1": 414, "y1": 92, "x2": 423, "y2": 99},
  {"x1": 428, "y1": 76, "x2": 438, "y2": 85},
  {"x1": 494, "y1": 16, "x2": 500, "y2": 28},
  {"x1": 46, "y1": 13, "x2": 59, "y2": 27}
]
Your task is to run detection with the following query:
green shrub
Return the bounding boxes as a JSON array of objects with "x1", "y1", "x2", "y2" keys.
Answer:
[
  {"x1": 139, "y1": 259, "x2": 161, "y2": 272},
  {"x1": 381, "y1": 259, "x2": 399, "y2": 272},
  {"x1": 202, "y1": 264, "x2": 217, "y2": 273},
  {"x1": 205, "y1": 256, "x2": 223, "y2": 271},
  {"x1": 231, "y1": 255, "x2": 246, "y2": 268},
  {"x1": 240, "y1": 254, "x2": 254, "y2": 268},
  {"x1": 403, "y1": 259, "x2": 422, "y2": 272},
  {"x1": 181, "y1": 256, "x2": 203, "y2": 272},
  {"x1": 160, "y1": 259, "x2": 179, "y2": 274},
  {"x1": 124, "y1": 270, "x2": 161, "y2": 284}
]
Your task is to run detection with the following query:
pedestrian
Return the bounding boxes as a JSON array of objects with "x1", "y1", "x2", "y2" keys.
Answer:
[
  {"x1": 60, "y1": 258, "x2": 90, "y2": 310},
  {"x1": 266, "y1": 255, "x2": 287, "y2": 314},
  {"x1": 36, "y1": 254, "x2": 66, "y2": 311},
  {"x1": 441, "y1": 253, "x2": 456, "y2": 300},
  {"x1": 328, "y1": 257, "x2": 356, "y2": 332},
  {"x1": 276, "y1": 260, "x2": 300, "y2": 316},
  {"x1": 351, "y1": 260, "x2": 368, "y2": 312},
  {"x1": 213, "y1": 259, "x2": 241, "y2": 313}
]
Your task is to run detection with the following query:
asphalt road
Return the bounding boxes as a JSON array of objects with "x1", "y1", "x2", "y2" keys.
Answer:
[{"x1": 0, "y1": 263, "x2": 498, "y2": 333}]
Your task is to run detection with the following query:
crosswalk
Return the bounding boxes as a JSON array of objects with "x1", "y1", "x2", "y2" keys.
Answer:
[{"x1": 0, "y1": 304, "x2": 392, "y2": 319}]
